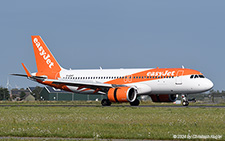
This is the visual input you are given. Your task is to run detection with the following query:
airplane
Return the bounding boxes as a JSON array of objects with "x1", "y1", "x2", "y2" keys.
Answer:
[{"x1": 12, "y1": 35, "x2": 214, "y2": 106}]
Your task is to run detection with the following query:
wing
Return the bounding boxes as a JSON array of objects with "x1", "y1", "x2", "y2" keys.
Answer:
[
  {"x1": 44, "y1": 79, "x2": 126, "y2": 93},
  {"x1": 12, "y1": 63, "x2": 127, "y2": 94}
]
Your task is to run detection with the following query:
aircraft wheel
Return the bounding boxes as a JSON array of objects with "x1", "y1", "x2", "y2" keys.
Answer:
[
  {"x1": 101, "y1": 99, "x2": 111, "y2": 106},
  {"x1": 130, "y1": 99, "x2": 140, "y2": 106},
  {"x1": 182, "y1": 101, "x2": 189, "y2": 106},
  {"x1": 182, "y1": 94, "x2": 189, "y2": 106}
]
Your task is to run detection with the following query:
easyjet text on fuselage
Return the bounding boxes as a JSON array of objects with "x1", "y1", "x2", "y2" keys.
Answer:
[{"x1": 147, "y1": 70, "x2": 175, "y2": 77}]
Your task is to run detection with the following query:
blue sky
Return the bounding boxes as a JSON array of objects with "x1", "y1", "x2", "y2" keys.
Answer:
[{"x1": 0, "y1": 0, "x2": 224, "y2": 90}]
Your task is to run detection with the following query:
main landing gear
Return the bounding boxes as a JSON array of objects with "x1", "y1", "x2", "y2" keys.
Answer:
[
  {"x1": 101, "y1": 99, "x2": 140, "y2": 106},
  {"x1": 182, "y1": 94, "x2": 189, "y2": 106},
  {"x1": 130, "y1": 99, "x2": 140, "y2": 106},
  {"x1": 101, "y1": 99, "x2": 111, "y2": 106}
]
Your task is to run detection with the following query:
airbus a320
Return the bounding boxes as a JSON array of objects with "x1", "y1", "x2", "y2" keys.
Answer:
[{"x1": 12, "y1": 36, "x2": 214, "y2": 106}]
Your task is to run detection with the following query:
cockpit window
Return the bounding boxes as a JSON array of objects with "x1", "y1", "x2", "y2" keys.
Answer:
[{"x1": 191, "y1": 74, "x2": 205, "y2": 79}]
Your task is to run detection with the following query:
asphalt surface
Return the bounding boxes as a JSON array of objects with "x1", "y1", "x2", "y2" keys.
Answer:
[{"x1": 0, "y1": 104, "x2": 224, "y2": 108}]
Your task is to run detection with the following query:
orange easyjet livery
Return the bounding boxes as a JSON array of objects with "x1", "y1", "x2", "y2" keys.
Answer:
[{"x1": 12, "y1": 36, "x2": 214, "y2": 106}]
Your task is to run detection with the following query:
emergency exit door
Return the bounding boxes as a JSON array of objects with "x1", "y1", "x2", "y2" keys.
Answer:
[{"x1": 175, "y1": 70, "x2": 184, "y2": 85}]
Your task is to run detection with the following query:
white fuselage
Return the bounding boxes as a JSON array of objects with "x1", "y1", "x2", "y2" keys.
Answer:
[{"x1": 58, "y1": 68, "x2": 213, "y2": 95}]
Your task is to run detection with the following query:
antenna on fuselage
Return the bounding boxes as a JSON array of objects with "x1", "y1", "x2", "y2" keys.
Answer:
[{"x1": 182, "y1": 65, "x2": 185, "y2": 69}]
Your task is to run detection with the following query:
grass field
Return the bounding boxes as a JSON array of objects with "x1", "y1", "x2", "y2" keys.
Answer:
[
  {"x1": 0, "y1": 105, "x2": 224, "y2": 140},
  {"x1": 0, "y1": 100, "x2": 224, "y2": 106}
]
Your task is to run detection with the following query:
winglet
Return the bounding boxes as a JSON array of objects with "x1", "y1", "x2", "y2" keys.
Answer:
[{"x1": 21, "y1": 63, "x2": 32, "y2": 77}]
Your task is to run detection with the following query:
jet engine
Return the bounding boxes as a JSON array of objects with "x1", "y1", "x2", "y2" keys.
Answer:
[
  {"x1": 107, "y1": 87, "x2": 137, "y2": 102},
  {"x1": 150, "y1": 94, "x2": 178, "y2": 102}
]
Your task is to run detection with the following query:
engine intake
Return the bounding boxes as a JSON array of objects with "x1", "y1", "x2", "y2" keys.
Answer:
[
  {"x1": 150, "y1": 94, "x2": 178, "y2": 102},
  {"x1": 108, "y1": 87, "x2": 137, "y2": 102}
]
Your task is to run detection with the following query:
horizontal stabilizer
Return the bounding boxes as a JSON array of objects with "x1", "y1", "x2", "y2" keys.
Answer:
[
  {"x1": 11, "y1": 73, "x2": 47, "y2": 81},
  {"x1": 10, "y1": 74, "x2": 28, "y2": 77}
]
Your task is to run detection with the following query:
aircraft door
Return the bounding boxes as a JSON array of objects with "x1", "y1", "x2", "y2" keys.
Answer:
[{"x1": 175, "y1": 70, "x2": 184, "y2": 85}]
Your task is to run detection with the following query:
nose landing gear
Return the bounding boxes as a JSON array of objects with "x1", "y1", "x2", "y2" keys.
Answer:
[{"x1": 181, "y1": 94, "x2": 189, "y2": 106}]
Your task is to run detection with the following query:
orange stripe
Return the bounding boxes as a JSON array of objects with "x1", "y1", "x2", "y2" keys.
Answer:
[
  {"x1": 37, "y1": 80, "x2": 72, "y2": 92},
  {"x1": 105, "y1": 68, "x2": 202, "y2": 85}
]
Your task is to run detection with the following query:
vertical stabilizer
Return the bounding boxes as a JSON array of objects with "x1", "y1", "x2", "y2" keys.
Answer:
[{"x1": 31, "y1": 36, "x2": 62, "y2": 79}]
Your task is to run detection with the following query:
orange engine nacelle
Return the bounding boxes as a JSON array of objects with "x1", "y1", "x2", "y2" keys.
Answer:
[
  {"x1": 150, "y1": 94, "x2": 178, "y2": 102},
  {"x1": 108, "y1": 87, "x2": 137, "y2": 102}
]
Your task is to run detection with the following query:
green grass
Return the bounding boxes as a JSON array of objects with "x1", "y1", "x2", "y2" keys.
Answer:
[
  {"x1": 0, "y1": 100, "x2": 224, "y2": 106},
  {"x1": 0, "y1": 106, "x2": 224, "y2": 140}
]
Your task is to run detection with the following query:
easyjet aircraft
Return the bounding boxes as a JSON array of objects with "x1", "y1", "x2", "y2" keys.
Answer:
[{"x1": 12, "y1": 36, "x2": 214, "y2": 106}]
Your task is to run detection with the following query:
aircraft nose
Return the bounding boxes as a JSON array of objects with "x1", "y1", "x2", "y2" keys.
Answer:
[{"x1": 205, "y1": 79, "x2": 214, "y2": 91}]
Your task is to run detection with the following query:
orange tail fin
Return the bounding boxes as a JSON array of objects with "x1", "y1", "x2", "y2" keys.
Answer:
[{"x1": 31, "y1": 36, "x2": 62, "y2": 79}]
